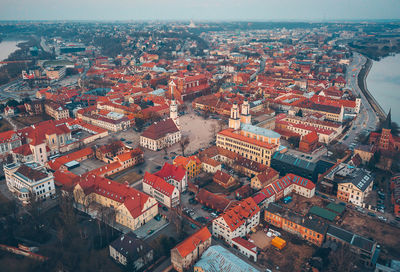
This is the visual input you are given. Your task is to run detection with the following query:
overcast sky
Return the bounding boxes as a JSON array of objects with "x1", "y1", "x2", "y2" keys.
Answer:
[{"x1": 1, "y1": 0, "x2": 400, "y2": 21}]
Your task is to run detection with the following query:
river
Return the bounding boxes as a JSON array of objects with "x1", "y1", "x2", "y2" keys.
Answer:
[
  {"x1": 0, "y1": 40, "x2": 24, "y2": 62},
  {"x1": 366, "y1": 54, "x2": 400, "y2": 123}
]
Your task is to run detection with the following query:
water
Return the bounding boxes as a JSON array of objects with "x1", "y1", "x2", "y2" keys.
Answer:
[
  {"x1": 366, "y1": 54, "x2": 400, "y2": 123},
  {"x1": 0, "y1": 40, "x2": 24, "y2": 62}
]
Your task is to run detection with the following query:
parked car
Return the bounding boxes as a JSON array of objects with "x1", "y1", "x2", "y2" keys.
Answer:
[{"x1": 378, "y1": 216, "x2": 387, "y2": 222}]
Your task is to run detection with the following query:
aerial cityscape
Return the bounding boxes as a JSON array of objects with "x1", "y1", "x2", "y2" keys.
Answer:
[{"x1": 0, "y1": 1, "x2": 400, "y2": 272}]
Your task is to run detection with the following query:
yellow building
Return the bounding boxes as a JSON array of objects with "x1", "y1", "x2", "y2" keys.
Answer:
[
  {"x1": 74, "y1": 175, "x2": 158, "y2": 231},
  {"x1": 250, "y1": 168, "x2": 279, "y2": 190},
  {"x1": 217, "y1": 102, "x2": 281, "y2": 167},
  {"x1": 173, "y1": 155, "x2": 201, "y2": 179},
  {"x1": 217, "y1": 129, "x2": 278, "y2": 166},
  {"x1": 44, "y1": 101, "x2": 69, "y2": 120}
]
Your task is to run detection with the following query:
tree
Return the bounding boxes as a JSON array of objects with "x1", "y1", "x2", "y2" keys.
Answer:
[
  {"x1": 179, "y1": 136, "x2": 190, "y2": 156},
  {"x1": 108, "y1": 140, "x2": 122, "y2": 157},
  {"x1": 6, "y1": 99, "x2": 19, "y2": 107},
  {"x1": 209, "y1": 123, "x2": 217, "y2": 137},
  {"x1": 327, "y1": 244, "x2": 356, "y2": 272},
  {"x1": 5, "y1": 153, "x2": 14, "y2": 164},
  {"x1": 288, "y1": 136, "x2": 300, "y2": 148},
  {"x1": 135, "y1": 118, "x2": 145, "y2": 131},
  {"x1": 295, "y1": 109, "x2": 303, "y2": 117},
  {"x1": 168, "y1": 209, "x2": 185, "y2": 239}
]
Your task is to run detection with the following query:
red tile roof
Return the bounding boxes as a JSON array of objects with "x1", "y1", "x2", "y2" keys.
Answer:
[
  {"x1": 195, "y1": 188, "x2": 232, "y2": 212},
  {"x1": 302, "y1": 131, "x2": 319, "y2": 144},
  {"x1": 154, "y1": 162, "x2": 186, "y2": 183},
  {"x1": 255, "y1": 168, "x2": 279, "y2": 186},
  {"x1": 213, "y1": 170, "x2": 233, "y2": 185},
  {"x1": 141, "y1": 118, "x2": 179, "y2": 140},
  {"x1": 219, "y1": 197, "x2": 260, "y2": 232},
  {"x1": 47, "y1": 147, "x2": 93, "y2": 171},
  {"x1": 0, "y1": 130, "x2": 19, "y2": 144},
  {"x1": 174, "y1": 227, "x2": 211, "y2": 258},
  {"x1": 143, "y1": 172, "x2": 176, "y2": 197},
  {"x1": 231, "y1": 237, "x2": 257, "y2": 253},
  {"x1": 78, "y1": 175, "x2": 153, "y2": 218}
]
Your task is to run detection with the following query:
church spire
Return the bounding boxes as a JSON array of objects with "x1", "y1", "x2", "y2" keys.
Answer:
[
  {"x1": 169, "y1": 80, "x2": 179, "y2": 129},
  {"x1": 383, "y1": 108, "x2": 392, "y2": 130}
]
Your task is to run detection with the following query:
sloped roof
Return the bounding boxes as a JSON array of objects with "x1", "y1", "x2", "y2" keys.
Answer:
[
  {"x1": 213, "y1": 170, "x2": 233, "y2": 185},
  {"x1": 110, "y1": 232, "x2": 152, "y2": 259},
  {"x1": 255, "y1": 168, "x2": 279, "y2": 186},
  {"x1": 194, "y1": 245, "x2": 259, "y2": 272},
  {"x1": 78, "y1": 175, "x2": 152, "y2": 219},
  {"x1": 219, "y1": 197, "x2": 260, "y2": 232},
  {"x1": 16, "y1": 164, "x2": 48, "y2": 182},
  {"x1": 309, "y1": 206, "x2": 337, "y2": 221},
  {"x1": 154, "y1": 162, "x2": 186, "y2": 182},
  {"x1": 174, "y1": 227, "x2": 211, "y2": 258},
  {"x1": 141, "y1": 118, "x2": 179, "y2": 140},
  {"x1": 143, "y1": 172, "x2": 176, "y2": 197}
]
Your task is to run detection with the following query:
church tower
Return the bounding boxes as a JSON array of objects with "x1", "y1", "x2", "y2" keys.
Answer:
[
  {"x1": 240, "y1": 99, "x2": 251, "y2": 124},
  {"x1": 379, "y1": 109, "x2": 392, "y2": 150},
  {"x1": 229, "y1": 102, "x2": 241, "y2": 130},
  {"x1": 169, "y1": 80, "x2": 179, "y2": 129}
]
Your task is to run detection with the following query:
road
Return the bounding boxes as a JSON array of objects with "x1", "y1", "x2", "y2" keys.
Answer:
[{"x1": 342, "y1": 52, "x2": 379, "y2": 146}]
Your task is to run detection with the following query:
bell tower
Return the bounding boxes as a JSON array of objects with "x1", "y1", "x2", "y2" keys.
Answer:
[
  {"x1": 379, "y1": 109, "x2": 392, "y2": 150},
  {"x1": 169, "y1": 81, "x2": 179, "y2": 128},
  {"x1": 240, "y1": 99, "x2": 251, "y2": 124},
  {"x1": 229, "y1": 102, "x2": 241, "y2": 130}
]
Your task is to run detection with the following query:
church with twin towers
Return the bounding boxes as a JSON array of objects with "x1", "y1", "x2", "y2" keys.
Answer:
[{"x1": 217, "y1": 99, "x2": 282, "y2": 166}]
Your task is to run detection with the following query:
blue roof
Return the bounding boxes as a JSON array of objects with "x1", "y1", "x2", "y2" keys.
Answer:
[
  {"x1": 19, "y1": 187, "x2": 29, "y2": 193},
  {"x1": 151, "y1": 89, "x2": 166, "y2": 96},
  {"x1": 194, "y1": 245, "x2": 260, "y2": 272},
  {"x1": 240, "y1": 123, "x2": 280, "y2": 139}
]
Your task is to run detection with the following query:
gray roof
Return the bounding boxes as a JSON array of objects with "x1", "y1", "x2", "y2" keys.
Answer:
[
  {"x1": 110, "y1": 232, "x2": 151, "y2": 259},
  {"x1": 194, "y1": 245, "x2": 260, "y2": 272},
  {"x1": 338, "y1": 168, "x2": 373, "y2": 192},
  {"x1": 272, "y1": 152, "x2": 316, "y2": 171},
  {"x1": 240, "y1": 123, "x2": 281, "y2": 139},
  {"x1": 327, "y1": 225, "x2": 376, "y2": 253}
]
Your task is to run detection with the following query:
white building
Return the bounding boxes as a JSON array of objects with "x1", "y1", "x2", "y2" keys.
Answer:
[
  {"x1": 140, "y1": 119, "x2": 181, "y2": 151},
  {"x1": 4, "y1": 162, "x2": 55, "y2": 204},
  {"x1": 212, "y1": 197, "x2": 260, "y2": 245},
  {"x1": 142, "y1": 172, "x2": 180, "y2": 208},
  {"x1": 153, "y1": 162, "x2": 188, "y2": 192}
]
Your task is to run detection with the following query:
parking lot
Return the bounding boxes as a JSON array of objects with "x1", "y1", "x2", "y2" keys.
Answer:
[
  {"x1": 180, "y1": 191, "x2": 220, "y2": 224},
  {"x1": 69, "y1": 158, "x2": 107, "y2": 175}
]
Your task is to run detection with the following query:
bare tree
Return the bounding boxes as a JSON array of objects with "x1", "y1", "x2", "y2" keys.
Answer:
[
  {"x1": 327, "y1": 244, "x2": 356, "y2": 272},
  {"x1": 179, "y1": 136, "x2": 190, "y2": 156},
  {"x1": 168, "y1": 210, "x2": 185, "y2": 239},
  {"x1": 218, "y1": 119, "x2": 226, "y2": 131},
  {"x1": 5, "y1": 153, "x2": 14, "y2": 164},
  {"x1": 209, "y1": 123, "x2": 217, "y2": 137}
]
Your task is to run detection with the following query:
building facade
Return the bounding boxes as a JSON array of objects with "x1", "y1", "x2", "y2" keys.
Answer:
[
  {"x1": 212, "y1": 197, "x2": 260, "y2": 245},
  {"x1": 73, "y1": 175, "x2": 158, "y2": 231},
  {"x1": 171, "y1": 227, "x2": 212, "y2": 272},
  {"x1": 4, "y1": 162, "x2": 55, "y2": 204},
  {"x1": 142, "y1": 172, "x2": 180, "y2": 208}
]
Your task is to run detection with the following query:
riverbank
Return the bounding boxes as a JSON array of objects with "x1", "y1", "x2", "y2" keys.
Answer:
[
  {"x1": 0, "y1": 40, "x2": 26, "y2": 62},
  {"x1": 357, "y1": 56, "x2": 387, "y2": 121}
]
